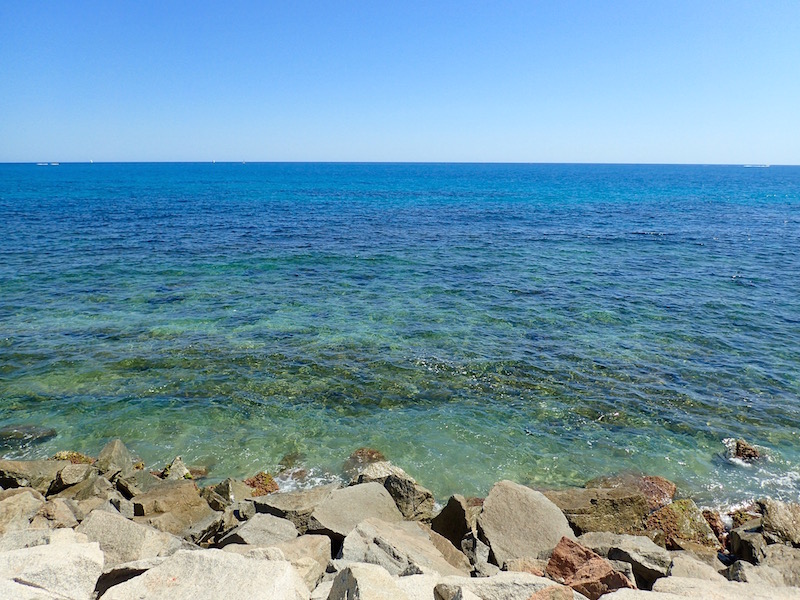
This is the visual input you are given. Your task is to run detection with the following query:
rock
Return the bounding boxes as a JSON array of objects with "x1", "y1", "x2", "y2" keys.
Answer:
[
  {"x1": 645, "y1": 500, "x2": 718, "y2": 550},
  {"x1": 0, "y1": 459, "x2": 69, "y2": 494},
  {"x1": 608, "y1": 561, "x2": 636, "y2": 586},
  {"x1": 341, "y1": 517, "x2": 470, "y2": 577},
  {"x1": 730, "y1": 506, "x2": 761, "y2": 529},
  {"x1": 476, "y1": 480, "x2": 574, "y2": 566},
  {"x1": 158, "y1": 456, "x2": 192, "y2": 480},
  {"x1": 504, "y1": 557, "x2": 548, "y2": 576},
  {"x1": 200, "y1": 486, "x2": 229, "y2": 511},
  {"x1": 728, "y1": 560, "x2": 786, "y2": 586},
  {"x1": 50, "y1": 463, "x2": 95, "y2": 494},
  {"x1": 668, "y1": 540, "x2": 725, "y2": 571},
  {"x1": 0, "y1": 528, "x2": 88, "y2": 552},
  {"x1": 594, "y1": 590, "x2": 691, "y2": 599},
  {"x1": 432, "y1": 495, "x2": 482, "y2": 550},
  {"x1": 585, "y1": 474, "x2": 676, "y2": 512},
  {"x1": 328, "y1": 563, "x2": 410, "y2": 600},
  {"x1": 51, "y1": 450, "x2": 95, "y2": 464},
  {"x1": 0, "y1": 578, "x2": 67, "y2": 599},
  {"x1": 94, "y1": 557, "x2": 168, "y2": 598},
  {"x1": 758, "y1": 499, "x2": 800, "y2": 546},
  {"x1": 132, "y1": 479, "x2": 218, "y2": 537},
  {"x1": 307, "y1": 482, "x2": 403, "y2": 541},
  {"x1": 652, "y1": 575, "x2": 800, "y2": 599},
  {"x1": 311, "y1": 580, "x2": 334, "y2": 600},
  {"x1": 578, "y1": 532, "x2": 671, "y2": 590},
  {"x1": 271, "y1": 534, "x2": 332, "y2": 568},
  {"x1": 0, "y1": 424, "x2": 57, "y2": 446},
  {"x1": 543, "y1": 488, "x2": 650, "y2": 535},
  {"x1": 0, "y1": 488, "x2": 44, "y2": 533},
  {"x1": 96, "y1": 439, "x2": 135, "y2": 480},
  {"x1": 343, "y1": 447, "x2": 387, "y2": 477},
  {"x1": 352, "y1": 461, "x2": 436, "y2": 521},
  {"x1": 116, "y1": 470, "x2": 164, "y2": 498},
  {"x1": 218, "y1": 513, "x2": 299, "y2": 547},
  {"x1": 729, "y1": 519, "x2": 767, "y2": 563},
  {"x1": 426, "y1": 526, "x2": 473, "y2": 573},
  {"x1": 462, "y1": 531, "x2": 500, "y2": 576},
  {"x1": 32, "y1": 498, "x2": 80, "y2": 529},
  {"x1": 243, "y1": 471, "x2": 279, "y2": 496},
  {"x1": 213, "y1": 477, "x2": 256, "y2": 503},
  {"x1": 100, "y1": 548, "x2": 310, "y2": 600},
  {"x1": 0, "y1": 487, "x2": 45, "y2": 501},
  {"x1": 762, "y1": 544, "x2": 800, "y2": 587},
  {"x1": 434, "y1": 572, "x2": 588, "y2": 600},
  {"x1": 735, "y1": 439, "x2": 760, "y2": 461},
  {"x1": 545, "y1": 537, "x2": 635, "y2": 600},
  {"x1": 0, "y1": 541, "x2": 104, "y2": 600},
  {"x1": 291, "y1": 554, "x2": 326, "y2": 591},
  {"x1": 254, "y1": 484, "x2": 339, "y2": 533},
  {"x1": 701, "y1": 510, "x2": 726, "y2": 545},
  {"x1": 76, "y1": 508, "x2": 184, "y2": 567},
  {"x1": 528, "y1": 588, "x2": 576, "y2": 600},
  {"x1": 667, "y1": 552, "x2": 725, "y2": 581},
  {"x1": 53, "y1": 472, "x2": 114, "y2": 502},
  {"x1": 395, "y1": 573, "x2": 441, "y2": 600}
]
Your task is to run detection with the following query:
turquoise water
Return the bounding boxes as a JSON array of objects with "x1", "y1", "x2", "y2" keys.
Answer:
[{"x1": 1, "y1": 162, "x2": 799, "y2": 508}]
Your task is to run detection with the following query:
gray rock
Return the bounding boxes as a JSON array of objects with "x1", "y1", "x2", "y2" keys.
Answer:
[
  {"x1": 218, "y1": 513, "x2": 299, "y2": 547},
  {"x1": 213, "y1": 478, "x2": 256, "y2": 502},
  {"x1": 578, "y1": 531, "x2": 671, "y2": 589},
  {"x1": 0, "y1": 579, "x2": 68, "y2": 599},
  {"x1": 729, "y1": 519, "x2": 767, "y2": 564},
  {"x1": 476, "y1": 480, "x2": 574, "y2": 566},
  {"x1": 596, "y1": 591, "x2": 690, "y2": 599},
  {"x1": 0, "y1": 528, "x2": 88, "y2": 551},
  {"x1": 271, "y1": 534, "x2": 332, "y2": 569},
  {"x1": 762, "y1": 544, "x2": 800, "y2": 587},
  {"x1": 434, "y1": 572, "x2": 587, "y2": 600},
  {"x1": 341, "y1": 517, "x2": 470, "y2": 577},
  {"x1": 160, "y1": 456, "x2": 191, "y2": 480},
  {"x1": 328, "y1": 563, "x2": 410, "y2": 600},
  {"x1": 307, "y1": 482, "x2": 403, "y2": 540},
  {"x1": 667, "y1": 552, "x2": 726, "y2": 581},
  {"x1": 652, "y1": 575, "x2": 800, "y2": 599},
  {"x1": 76, "y1": 508, "x2": 184, "y2": 568},
  {"x1": 132, "y1": 479, "x2": 219, "y2": 537},
  {"x1": 432, "y1": 495, "x2": 481, "y2": 550},
  {"x1": 462, "y1": 531, "x2": 500, "y2": 577},
  {"x1": 0, "y1": 459, "x2": 70, "y2": 494},
  {"x1": 52, "y1": 472, "x2": 115, "y2": 502},
  {"x1": 31, "y1": 498, "x2": 80, "y2": 529},
  {"x1": 201, "y1": 486, "x2": 229, "y2": 511},
  {"x1": 0, "y1": 425, "x2": 57, "y2": 446},
  {"x1": 608, "y1": 560, "x2": 636, "y2": 587},
  {"x1": 100, "y1": 548, "x2": 310, "y2": 600},
  {"x1": 759, "y1": 499, "x2": 800, "y2": 546},
  {"x1": 292, "y1": 555, "x2": 327, "y2": 592},
  {"x1": 117, "y1": 470, "x2": 164, "y2": 498},
  {"x1": 396, "y1": 573, "x2": 441, "y2": 600},
  {"x1": 728, "y1": 560, "x2": 786, "y2": 587},
  {"x1": 94, "y1": 557, "x2": 168, "y2": 598},
  {"x1": 311, "y1": 580, "x2": 334, "y2": 600},
  {"x1": 254, "y1": 483, "x2": 339, "y2": 533},
  {"x1": 0, "y1": 541, "x2": 104, "y2": 600},
  {"x1": 352, "y1": 461, "x2": 436, "y2": 521},
  {"x1": 0, "y1": 488, "x2": 44, "y2": 534},
  {"x1": 96, "y1": 439, "x2": 135, "y2": 481},
  {"x1": 50, "y1": 464, "x2": 95, "y2": 494}
]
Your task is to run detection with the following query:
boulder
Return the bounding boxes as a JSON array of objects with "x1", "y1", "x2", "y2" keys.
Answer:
[
  {"x1": 758, "y1": 499, "x2": 800, "y2": 546},
  {"x1": 94, "y1": 557, "x2": 168, "y2": 598},
  {"x1": 0, "y1": 488, "x2": 44, "y2": 534},
  {"x1": 734, "y1": 439, "x2": 760, "y2": 461},
  {"x1": 529, "y1": 588, "x2": 578, "y2": 600},
  {"x1": 340, "y1": 517, "x2": 470, "y2": 577},
  {"x1": 132, "y1": 479, "x2": 218, "y2": 537},
  {"x1": 0, "y1": 527, "x2": 88, "y2": 551},
  {"x1": 434, "y1": 572, "x2": 588, "y2": 600},
  {"x1": 307, "y1": 482, "x2": 402, "y2": 541},
  {"x1": 667, "y1": 552, "x2": 726, "y2": 581},
  {"x1": 31, "y1": 498, "x2": 80, "y2": 529},
  {"x1": 217, "y1": 513, "x2": 298, "y2": 547},
  {"x1": 213, "y1": 477, "x2": 256, "y2": 503},
  {"x1": 595, "y1": 590, "x2": 695, "y2": 599},
  {"x1": 701, "y1": 510, "x2": 726, "y2": 545},
  {"x1": 0, "y1": 424, "x2": 57, "y2": 446},
  {"x1": 543, "y1": 488, "x2": 650, "y2": 535},
  {"x1": 254, "y1": 484, "x2": 339, "y2": 533},
  {"x1": 578, "y1": 532, "x2": 671, "y2": 590},
  {"x1": 432, "y1": 495, "x2": 482, "y2": 550},
  {"x1": 585, "y1": 474, "x2": 676, "y2": 512},
  {"x1": 342, "y1": 448, "x2": 387, "y2": 477},
  {"x1": 545, "y1": 537, "x2": 635, "y2": 600},
  {"x1": 271, "y1": 534, "x2": 332, "y2": 567},
  {"x1": 117, "y1": 470, "x2": 164, "y2": 498},
  {"x1": 762, "y1": 544, "x2": 800, "y2": 587},
  {"x1": 49, "y1": 463, "x2": 95, "y2": 494},
  {"x1": 96, "y1": 439, "x2": 135, "y2": 480},
  {"x1": 311, "y1": 580, "x2": 334, "y2": 600},
  {"x1": 645, "y1": 500, "x2": 718, "y2": 550},
  {"x1": 76, "y1": 508, "x2": 184, "y2": 567},
  {"x1": 0, "y1": 541, "x2": 104, "y2": 600},
  {"x1": 504, "y1": 557, "x2": 548, "y2": 576},
  {"x1": 0, "y1": 459, "x2": 69, "y2": 494},
  {"x1": 52, "y1": 472, "x2": 115, "y2": 502},
  {"x1": 396, "y1": 573, "x2": 441, "y2": 600},
  {"x1": 728, "y1": 560, "x2": 786, "y2": 587},
  {"x1": 0, "y1": 578, "x2": 68, "y2": 599},
  {"x1": 328, "y1": 563, "x2": 410, "y2": 600},
  {"x1": 292, "y1": 555, "x2": 327, "y2": 591},
  {"x1": 461, "y1": 531, "x2": 500, "y2": 576},
  {"x1": 100, "y1": 548, "x2": 310, "y2": 600},
  {"x1": 729, "y1": 519, "x2": 767, "y2": 564},
  {"x1": 352, "y1": 461, "x2": 436, "y2": 521},
  {"x1": 652, "y1": 575, "x2": 800, "y2": 599},
  {"x1": 476, "y1": 480, "x2": 574, "y2": 566},
  {"x1": 158, "y1": 456, "x2": 191, "y2": 480}
]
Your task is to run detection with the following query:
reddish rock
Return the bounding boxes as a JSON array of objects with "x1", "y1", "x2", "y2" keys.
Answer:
[
  {"x1": 735, "y1": 439, "x2": 759, "y2": 461},
  {"x1": 342, "y1": 447, "x2": 386, "y2": 476},
  {"x1": 51, "y1": 451, "x2": 95, "y2": 465},
  {"x1": 243, "y1": 472, "x2": 279, "y2": 496},
  {"x1": 646, "y1": 499, "x2": 719, "y2": 550},
  {"x1": 702, "y1": 509, "x2": 726, "y2": 545},
  {"x1": 545, "y1": 536, "x2": 635, "y2": 600}
]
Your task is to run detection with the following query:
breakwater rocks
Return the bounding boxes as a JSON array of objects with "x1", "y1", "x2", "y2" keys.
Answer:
[{"x1": 1, "y1": 440, "x2": 799, "y2": 600}]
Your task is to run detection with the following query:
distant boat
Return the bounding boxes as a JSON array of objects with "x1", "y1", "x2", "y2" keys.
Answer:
[
  {"x1": 743, "y1": 164, "x2": 770, "y2": 168},
  {"x1": 36, "y1": 163, "x2": 48, "y2": 166},
  {"x1": 50, "y1": 162, "x2": 59, "y2": 166}
]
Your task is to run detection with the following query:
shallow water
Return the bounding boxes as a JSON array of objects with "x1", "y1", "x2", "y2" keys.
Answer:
[{"x1": 1, "y1": 162, "x2": 799, "y2": 507}]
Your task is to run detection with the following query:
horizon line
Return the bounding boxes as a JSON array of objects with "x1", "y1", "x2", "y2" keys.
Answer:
[{"x1": 0, "y1": 160, "x2": 792, "y2": 167}]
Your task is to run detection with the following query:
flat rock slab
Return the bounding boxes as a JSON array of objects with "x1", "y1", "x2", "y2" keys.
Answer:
[
  {"x1": 434, "y1": 572, "x2": 588, "y2": 600},
  {"x1": 76, "y1": 508, "x2": 184, "y2": 568},
  {"x1": 652, "y1": 575, "x2": 800, "y2": 599},
  {"x1": 0, "y1": 528, "x2": 88, "y2": 551},
  {"x1": 667, "y1": 552, "x2": 725, "y2": 581},
  {"x1": 100, "y1": 549, "x2": 310, "y2": 600},
  {"x1": 341, "y1": 517, "x2": 470, "y2": 577},
  {"x1": 307, "y1": 482, "x2": 402, "y2": 540},
  {"x1": 477, "y1": 480, "x2": 574, "y2": 566},
  {"x1": 218, "y1": 513, "x2": 299, "y2": 547},
  {"x1": 329, "y1": 563, "x2": 410, "y2": 600},
  {"x1": 543, "y1": 488, "x2": 650, "y2": 535},
  {"x1": 0, "y1": 460, "x2": 70, "y2": 495},
  {"x1": 0, "y1": 541, "x2": 104, "y2": 600},
  {"x1": 0, "y1": 579, "x2": 69, "y2": 600},
  {"x1": 759, "y1": 499, "x2": 800, "y2": 546},
  {"x1": 254, "y1": 483, "x2": 339, "y2": 533},
  {"x1": 132, "y1": 479, "x2": 218, "y2": 537}
]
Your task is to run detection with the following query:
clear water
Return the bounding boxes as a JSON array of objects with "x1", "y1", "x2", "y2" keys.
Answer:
[{"x1": 1, "y1": 162, "x2": 799, "y2": 508}]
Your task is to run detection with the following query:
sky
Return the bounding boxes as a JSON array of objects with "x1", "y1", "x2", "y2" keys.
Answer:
[{"x1": 1, "y1": 1, "x2": 799, "y2": 164}]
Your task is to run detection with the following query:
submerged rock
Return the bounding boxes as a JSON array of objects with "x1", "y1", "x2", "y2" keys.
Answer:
[
  {"x1": 585, "y1": 474, "x2": 676, "y2": 512},
  {"x1": 735, "y1": 439, "x2": 760, "y2": 461},
  {"x1": 0, "y1": 424, "x2": 57, "y2": 447},
  {"x1": 342, "y1": 447, "x2": 386, "y2": 477}
]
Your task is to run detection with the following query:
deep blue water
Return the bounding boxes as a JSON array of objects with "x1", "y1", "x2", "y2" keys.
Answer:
[{"x1": 1, "y1": 162, "x2": 799, "y2": 507}]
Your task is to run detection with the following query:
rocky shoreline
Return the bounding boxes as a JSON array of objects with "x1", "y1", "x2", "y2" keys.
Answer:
[{"x1": 1, "y1": 439, "x2": 799, "y2": 599}]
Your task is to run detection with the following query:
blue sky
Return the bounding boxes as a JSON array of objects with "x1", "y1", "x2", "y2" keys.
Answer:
[{"x1": 1, "y1": 1, "x2": 798, "y2": 163}]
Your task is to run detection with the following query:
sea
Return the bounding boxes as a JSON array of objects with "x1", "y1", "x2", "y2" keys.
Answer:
[{"x1": 1, "y1": 162, "x2": 799, "y2": 510}]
